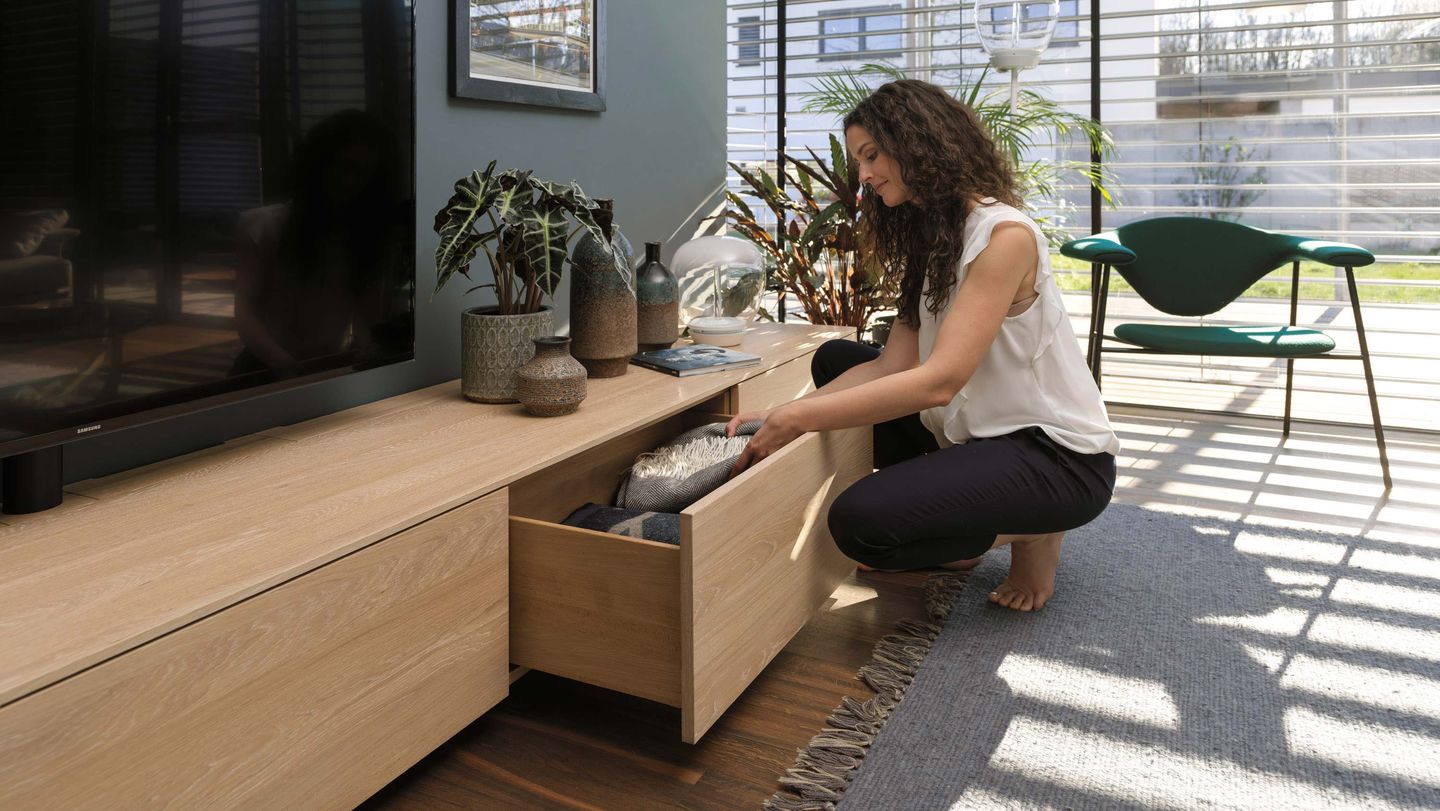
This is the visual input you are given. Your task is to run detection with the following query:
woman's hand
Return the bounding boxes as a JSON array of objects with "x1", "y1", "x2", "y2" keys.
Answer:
[{"x1": 728, "y1": 405, "x2": 805, "y2": 478}]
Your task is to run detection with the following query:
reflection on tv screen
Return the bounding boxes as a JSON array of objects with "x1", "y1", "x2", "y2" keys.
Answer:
[{"x1": 0, "y1": 0, "x2": 415, "y2": 446}]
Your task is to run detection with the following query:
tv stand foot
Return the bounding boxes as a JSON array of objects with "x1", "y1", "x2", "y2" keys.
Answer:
[{"x1": 3, "y1": 445, "x2": 63, "y2": 514}]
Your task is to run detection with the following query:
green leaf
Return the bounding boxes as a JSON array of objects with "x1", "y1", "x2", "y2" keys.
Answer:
[
  {"x1": 798, "y1": 200, "x2": 846, "y2": 252},
  {"x1": 725, "y1": 190, "x2": 757, "y2": 224},
  {"x1": 434, "y1": 163, "x2": 500, "y2": 294},
  {"x1": 518, "y1": 208, "x2": 569, "y2": 300}
]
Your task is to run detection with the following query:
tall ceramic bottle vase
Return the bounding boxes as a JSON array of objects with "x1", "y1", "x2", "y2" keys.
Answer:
[
  {"x1": 569, "y1": 198, "x2": 636, "y2": 378},
  {"x1": 635, "y1": 241, "x2": 679, "y2": 352}
]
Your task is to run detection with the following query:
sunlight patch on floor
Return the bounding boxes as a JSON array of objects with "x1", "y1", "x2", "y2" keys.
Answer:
[
  {"x1": 1280, "y1": 655, "x2": 1440, "y2": 722},
  {"x1": 986, "y1": 716, "x2": 1408, "y2": 810},
  {"x1": 827, "y1": 580, "x2": 877, "y2": 611},
  {"x1": 1234, "y1": 532, "x2": 1348, "y2": 565},
  {"x1": 1329, "y1": 579, "x2": 1440, "y2": 620},
  {"x1": 1347, "y1": 549, "x2": 1440, "y2": 582},
  {"x1": 1177, "y1": 462, "x2": 1266, "y2": 484},
  {"x1": 1285, "y1": 706, "x2": 1440, "y2": 789},
  {"x1": 1307, "y1": 614, "x2": 1440, "y2": 663},
  {"x1": 1195, "y1": 607, "x2": 1311, "y2": 636},
  {"x1": 1240, "y1": 643, "x2": 1287, "y2": 674},
  {"x1": 997, "y1": 654, "x2": 1179, "y2": 730}
]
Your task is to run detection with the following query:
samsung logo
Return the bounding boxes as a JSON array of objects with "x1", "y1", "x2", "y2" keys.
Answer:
[{"x1": 76, "y1": 424, "x2": 102, "y2": 434}]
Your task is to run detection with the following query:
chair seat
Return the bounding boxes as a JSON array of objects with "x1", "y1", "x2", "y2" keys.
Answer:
[{"x1": 1112, "y1": 323, "x2": 1336, "y2": 357}]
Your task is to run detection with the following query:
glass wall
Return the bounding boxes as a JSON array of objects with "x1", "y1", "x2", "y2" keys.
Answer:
[{"x1": 726, "y1": 0, "x2": 1440, "y2": 431}]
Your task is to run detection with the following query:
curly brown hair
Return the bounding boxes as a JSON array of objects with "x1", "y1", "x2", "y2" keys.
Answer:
[{"x1": 843, "y1": 79, "x2": 1022, "y2": 328}]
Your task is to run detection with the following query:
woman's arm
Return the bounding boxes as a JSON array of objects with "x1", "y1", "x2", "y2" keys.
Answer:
[
  {"x1": 731, "y1": 223, "x2": 1036, "y2": 472},
  {"x1": 724, "y1": 318, "x2": 919, "y2": 434}
]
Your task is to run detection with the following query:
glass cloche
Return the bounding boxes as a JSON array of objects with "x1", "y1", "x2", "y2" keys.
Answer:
[{"x1": 670, "y1": 235, "x2": 767, "y2": 323}]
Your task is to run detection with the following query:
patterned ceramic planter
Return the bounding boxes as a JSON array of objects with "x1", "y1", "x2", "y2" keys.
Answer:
[{"x1": 461, "y1": 305, "x2": 555, "y2": 403}]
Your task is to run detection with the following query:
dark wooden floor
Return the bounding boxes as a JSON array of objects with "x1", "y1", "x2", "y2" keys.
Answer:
[{"x1": 359, "y1": 568, "x2": 932, "y2": 811}]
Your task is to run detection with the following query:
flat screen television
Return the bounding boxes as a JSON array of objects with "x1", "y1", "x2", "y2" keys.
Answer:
[{"x1": 0, "y1": 0, "x2": 416, "y2": 512}]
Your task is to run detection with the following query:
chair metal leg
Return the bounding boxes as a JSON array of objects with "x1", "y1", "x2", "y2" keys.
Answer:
[
  {"x1": 1345, "y1": 268, "x2": 1392, "y2": 489},
  {"x1": 1284, "y1": 260, "x2": 1300, "y2": 440},
  {"x1": 1087, "y1": 261, "x2": 1100, "y2": 368},
  {"x1": 1283, "y1": 359, "x2": 1295, "y2": 440},
  {"x1": 1091, "y1": 264, "x2": 1112, "y2": 388}
]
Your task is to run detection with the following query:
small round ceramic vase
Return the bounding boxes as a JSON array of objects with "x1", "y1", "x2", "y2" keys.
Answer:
[{"x1": 514, "y1": 336, "x2": 587, "y2": 417}]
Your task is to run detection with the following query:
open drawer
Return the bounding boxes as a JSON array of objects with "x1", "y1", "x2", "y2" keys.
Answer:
[{"x1": 508, "y1": 404, "x2": 871, "y2": 743}]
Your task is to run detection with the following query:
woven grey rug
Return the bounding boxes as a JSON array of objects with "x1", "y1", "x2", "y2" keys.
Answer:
[{"x1": 768, "y1": 502, "x2": 1440, "y2": 810}]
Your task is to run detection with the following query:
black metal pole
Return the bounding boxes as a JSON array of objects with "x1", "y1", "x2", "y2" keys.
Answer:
[
  {"x1": 1090, "y1": 0, "x2": 1102, "y2": 235},
  {"x1": 775, "y1": 0, "x2": 788, "y2": 323}
]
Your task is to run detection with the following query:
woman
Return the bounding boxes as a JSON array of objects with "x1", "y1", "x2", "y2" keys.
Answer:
[{"x1": 725, "y1": 79, "x2": 1118, "y2": 613}]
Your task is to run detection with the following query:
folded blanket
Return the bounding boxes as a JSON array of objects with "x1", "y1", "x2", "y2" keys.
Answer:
[
  {"x1": 617, "y1": 420, "x2": 762, "y2": 513},
  {"x1": 561, "y1": 502, "x2": 681, "y2": 545}
]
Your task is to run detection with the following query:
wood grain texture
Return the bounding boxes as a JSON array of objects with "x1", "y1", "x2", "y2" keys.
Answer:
[
  {"x1": 0, "y1": 323, "x2": 849, "y2": 707},
  {"x1": 508, "y1": 517, "x2": 682, "y2": 707},
  {"x1": 680, "y1": 424, "x2": 872, "y2": 743},
  {"x1": 0, "y1": 489, "x2": 510, "y2": 811},
  {"x1": 735, "y1": 355, "x2": 816, "y2": 413}
]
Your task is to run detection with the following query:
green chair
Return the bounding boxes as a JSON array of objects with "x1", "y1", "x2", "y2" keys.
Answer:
[{"x1": 1061, "y1": 217, "x2": 1391, "y2": 489}]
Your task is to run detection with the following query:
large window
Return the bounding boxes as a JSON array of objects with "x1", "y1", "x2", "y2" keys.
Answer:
[
  {"x1": 818, "y1": 5, "x2": 902, "y2": 60},
  {"x1": 727, "y1": 0, "x2": 1440, "y2": 432}
]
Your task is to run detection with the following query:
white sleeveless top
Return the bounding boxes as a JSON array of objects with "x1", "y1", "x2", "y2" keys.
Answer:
[{"x1": 916, "y1": 201, "x2": 1121, "y2": 456}]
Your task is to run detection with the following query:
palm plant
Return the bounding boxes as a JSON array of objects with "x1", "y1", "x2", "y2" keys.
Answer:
[
  {"x1": 803, "y1": 63, "x2": 1117, "y2": 244},
  {"x1": 433, "y1": 161, "x2": 620, "y2": 315}
]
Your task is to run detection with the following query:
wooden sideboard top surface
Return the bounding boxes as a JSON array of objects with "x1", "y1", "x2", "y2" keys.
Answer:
[{"x1": 0, "y1": 324, "x2": 849, "y2": 706}]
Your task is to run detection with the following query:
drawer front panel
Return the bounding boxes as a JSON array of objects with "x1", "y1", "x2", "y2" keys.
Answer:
[
  {"x1": 736, "y1": 355, "x2": 816, "y2": 413},
  {"x1": 680, "y1": 425, "x2": 871, "y2": 743},
  {"x1": 0, "y1": 490, "x2": 509, "y2": 811},
  {"x1": 509, "y1": 517, "x2": 683, "y2": 706}
]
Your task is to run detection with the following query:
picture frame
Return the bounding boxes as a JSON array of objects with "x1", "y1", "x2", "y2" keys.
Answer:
[{"x1": 451, "y1": 0, "x2": 606, "y2": 112}]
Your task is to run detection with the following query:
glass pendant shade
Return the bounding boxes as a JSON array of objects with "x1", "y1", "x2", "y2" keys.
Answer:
[{"x1": 974, "y1": 0, "x2": 1060, "y2": 70}]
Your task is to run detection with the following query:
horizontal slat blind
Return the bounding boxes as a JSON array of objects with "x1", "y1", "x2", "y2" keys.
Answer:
[{"x1": 726, "y1": 0, "x2": 1440, "y2": 432}]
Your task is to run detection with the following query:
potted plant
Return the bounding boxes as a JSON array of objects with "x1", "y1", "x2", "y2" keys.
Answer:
[
  {"x1": 717, "y1": 63, "x2": 1118, "y2": 344},
  {"x1": 433, "y1": 161, "x2": 618, "y2": 403},
  {"x1": 714, "y1": 133, "x2": 898, "y2": 340}
]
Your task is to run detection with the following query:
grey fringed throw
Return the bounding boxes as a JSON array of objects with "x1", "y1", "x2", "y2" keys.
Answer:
[{"x1": 617, "y1": 420, "x2": 763, "y2": 513}]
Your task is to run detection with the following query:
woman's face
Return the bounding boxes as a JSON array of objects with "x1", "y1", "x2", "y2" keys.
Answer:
[{"x1": 846, "y1": 125, "x2": 913, "y2": 207}]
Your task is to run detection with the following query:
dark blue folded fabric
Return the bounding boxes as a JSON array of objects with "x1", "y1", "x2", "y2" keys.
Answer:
[{"x1": 561, "y1": 502, "x2": 681, "y2": 545}]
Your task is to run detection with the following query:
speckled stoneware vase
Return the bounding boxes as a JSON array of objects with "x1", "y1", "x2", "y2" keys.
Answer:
[
  {"x1": 569, "y1": 199, "x2": 636, "y2": 378},
  {"x1": 515, "y1": 336, "x2": 587, "y2": 417},
  {"x1": 461, "y1": 305, "x2": 554, "y2": 403},
  {"x1": 636, "y1": 241, "x2": 679, "y2": 352}
]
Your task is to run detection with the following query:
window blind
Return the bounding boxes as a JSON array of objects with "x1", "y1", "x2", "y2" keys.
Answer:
[{"x1": 726, "y1": 0, "x2": 1440, "y2": 431}]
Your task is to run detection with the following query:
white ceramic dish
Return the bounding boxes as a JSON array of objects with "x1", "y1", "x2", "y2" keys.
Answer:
[{"x1": 688, "y1": 316, "x2": 746, "y2": 347}]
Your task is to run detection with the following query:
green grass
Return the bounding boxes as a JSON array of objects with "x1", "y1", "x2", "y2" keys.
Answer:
[{"x1": 1049, "y1": 254, "x2": 1440, "y2": 305}]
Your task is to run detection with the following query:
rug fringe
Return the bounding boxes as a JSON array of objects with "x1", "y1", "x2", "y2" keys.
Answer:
[{"x1": 763, "y1": 571, "x2": 971, "y2": 811}]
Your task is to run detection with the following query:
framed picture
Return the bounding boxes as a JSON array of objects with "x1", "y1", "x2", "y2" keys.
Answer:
[{"x1": 451, "y1": 0, "x2": 606, "y2": 112}]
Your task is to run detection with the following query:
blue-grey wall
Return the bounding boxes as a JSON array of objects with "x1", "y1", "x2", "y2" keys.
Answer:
[{"x1": 62, "y1": 0, "x2": 725, "y2": 484}]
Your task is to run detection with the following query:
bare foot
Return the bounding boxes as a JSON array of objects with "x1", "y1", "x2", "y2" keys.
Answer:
[{"x1": 988, "y1": 532, "x2": 1063, "y2": 612}]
